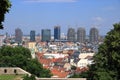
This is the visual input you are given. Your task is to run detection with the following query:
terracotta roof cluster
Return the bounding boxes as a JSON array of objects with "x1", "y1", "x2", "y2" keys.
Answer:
[
  {"x1": 51, "y1": 66, "x2": 70, "y2": 78},
  {"x1": 39, "y1": 58, "x2": 52, "y2": 66},
  {"x1": 36, "y1": 52, "x2": 89, "y2": 78},
  {"x1": 36, "y1": 53, "x2": 71, "y2": 78},
  {"x1": 36, "y1": 53, "x2": 52, "y2": 67},
  {"x1": 53, "y1": 58, "x2": 64, "y2": 63},
  {"x1": 36, "y1": 53, "x2": 44, "y2": 58}
]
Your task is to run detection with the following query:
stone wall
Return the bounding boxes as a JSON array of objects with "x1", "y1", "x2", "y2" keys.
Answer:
[
  {"x1": 0, "y1": 67, "x2": 86, "y2": 80},
  {"x1": 0, "y1": 67, "x2": 30, "y2": 75},
  {"x1": 36, "y1": 78, "x2": 86, "y2": 80}
]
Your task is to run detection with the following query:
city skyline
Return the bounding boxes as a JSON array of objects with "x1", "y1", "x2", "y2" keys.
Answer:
[{"x1": 0, "y1": 0, "x2": 120, "y2": 35}]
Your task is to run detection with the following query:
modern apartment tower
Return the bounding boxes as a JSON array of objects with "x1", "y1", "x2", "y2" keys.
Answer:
[
  {"x1": 15, "y1": 28, "x2": 23, "y2": 43},
  {"x1": 89, "y1": 27, "x2": 99, "y2": 43},
  {"x1": 67, "y1": 28, "x2": 76, "y2": 42},
  {"x1": 41, "y1": 29, "x2": 51, "y2": 42},
  {"x1": 30, "y1": 30, "x2": 35, "y2": 42},
  {"x1": 54, "y1": 26, "x2": 60, "y2": 40},
  {"x1": 77, "y1": 27, "x2": 86, "y2": 43}
]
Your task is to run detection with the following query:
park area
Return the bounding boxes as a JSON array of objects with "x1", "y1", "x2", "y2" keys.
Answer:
[{"x1": 0, "y1": 74, "x2": 24, "y2": 80}]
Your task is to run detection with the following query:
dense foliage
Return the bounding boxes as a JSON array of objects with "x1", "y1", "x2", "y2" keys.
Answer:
[
  {"x1": 71, "y1": 23, "x2": 120, "y2": 80},
  {"x1": 0, "y1": 0, "x2": 11, "y2": 29},
  {"x1": 23, "y1": 75, "x2": 36, "y2": 80},
  {"x1": 0, "y1": 46, "x2": 52, "y2": 78},
  {"x1": 89, "y1": 23, "x2": 120, "y2": 80}
]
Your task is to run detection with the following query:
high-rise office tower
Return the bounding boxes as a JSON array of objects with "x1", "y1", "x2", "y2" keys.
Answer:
[
  {"x1": 77, "y1": 27, "x2": 86, "y2": 43},
  {"x1": 89, "y1": 27, "x2": 99, "y2": 43},
  {"x1": 15, "y1": 28, "x2": 23, "y2": 43},
  {"x1": 54, "y1": 26, "x2": 60, "y2": 40},
  {"x1": 41, "y1": 29, "x2": 51, "y2": 42},
  {"x1": 67, "y1": 28, "x2": 76, "y2": 42},
  {"x1": 30, "y1": 30, "x2": 35, "y2": 42}
]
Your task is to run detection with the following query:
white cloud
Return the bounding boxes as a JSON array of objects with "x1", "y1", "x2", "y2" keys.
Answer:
[
  {"x1": 92, "y1": 17, "x2": 105, "y2": 28},
  {"x1": 24, "y1": 0, "x2": 77, "y2": 3},
  {"x1": 93, "y1": 17, "x2": 103, "y2": 22}
]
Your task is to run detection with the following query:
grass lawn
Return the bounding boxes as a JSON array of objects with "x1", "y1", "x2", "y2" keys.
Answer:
[{"x1": 0, "y1": 74, "x2": 24, "y2": 80}]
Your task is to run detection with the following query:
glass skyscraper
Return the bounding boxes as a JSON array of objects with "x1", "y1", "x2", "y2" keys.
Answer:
[
  {"x1": 54, "y1": 26, "x2": 60, "y2": 40},
  {"x1": 30, "y1": 30, "x2": 35, "y2": 42}
]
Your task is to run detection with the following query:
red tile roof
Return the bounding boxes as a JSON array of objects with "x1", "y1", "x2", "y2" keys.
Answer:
[
  {"x1": 53, "y1": 58, "x2": 64, "y2": 63},
  {"x1": 51, "y1": 67, "x2": 70, "y2": 78},
  {"x1": 36, "y1": 52, "x2": 44, "y2": 58},
  {"x1": 36, "y1": 52, "x2": 71, "y2": 78},
  {"x1": 75, "y1": 67, "x2": 89, "y2": 73}
]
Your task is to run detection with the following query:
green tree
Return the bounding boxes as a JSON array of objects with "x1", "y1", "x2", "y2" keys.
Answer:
[
  {"x1": 88, "y1": 23, "x2": 120, "y2": 80},
  {"x1": 0, "y1": 46, "x2": 52, "y2": 78},
  {"x1": 23, "y1": 74, "x2": 36, "y2": 80},
  {"x1": 26, "y1": 59, "x2": 52, "y2": 78},
  {"x1": 70, "y1": 23, "x2": 120, "y2": 80},
  {"x1": 0, "y1": 0, "x2": 11, "y2": 29},
  {"x1": 71, "y1": 65, "x2": 77, "y2": 70},
  {"x1": 70, "y1": 71, "x2": 88, "y2": 78}
]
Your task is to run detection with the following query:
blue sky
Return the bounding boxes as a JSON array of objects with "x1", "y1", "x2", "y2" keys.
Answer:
[{"x1": 1, "y1": 0, "x2": 120, "y2": 35}]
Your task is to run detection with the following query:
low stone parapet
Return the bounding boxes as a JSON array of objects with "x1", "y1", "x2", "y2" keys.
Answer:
[
  {"x1": 0, "y1": 67, "x2": 30, "y2": 75},
  {"x1": 36, "y1": 78, "x2": 86, "y2": 80}
]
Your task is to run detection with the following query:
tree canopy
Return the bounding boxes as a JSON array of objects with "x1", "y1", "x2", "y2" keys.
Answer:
[
  {"x1": 87, "y1": 23, "x2": 120, "y2": 80},
  {"x1": 0, "y1": 46, "x2": 52, "y2": 78},
  {"x1": 23, "y1": 75, "x2": 36, "y2": 80},
  {"x1": 0, "y1": 0, "x2": 11, "y2": 29},
  {"x1": 71, "y1": 22, "x2": 120, "y2": 80}
]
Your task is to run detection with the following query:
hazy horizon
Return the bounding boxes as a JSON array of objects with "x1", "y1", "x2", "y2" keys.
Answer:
[{"x1": 0, "y1": 0, "x2": 120, "y2": 35}]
